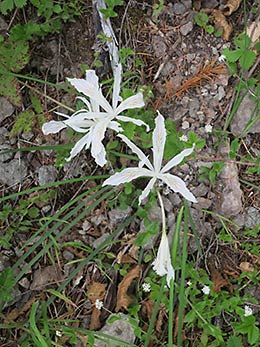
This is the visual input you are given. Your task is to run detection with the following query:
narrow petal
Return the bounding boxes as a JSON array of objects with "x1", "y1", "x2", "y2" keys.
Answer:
[
  {"x1": 138, "y1": 176, "x2": 156, "y2": 204},
  {"x1": 108, "y1": 120, "x2": 123, "y2": 133},
  {"x1": 161, "y1": 145, "x2": 195, "y2": 173},
  {"x1": 85, "y1": 71, "x2": 100, "y2": 112},
  {"x1": 116, "y1": 116, "x2": 150, "y2": 131},
  {"x1": 65, "y1": 117, "x2": 94, "y2": 133},
  {"x1": 103, "y1": 167, "x2": 152, "y2": 186},
  {"x1": 153, "y1": 111, "x2": 166, "y2": 173},
  {"x1": 159, "y1": 173, "x2": 197, "y2": 203},
  {"x1": 112, "y1": 64, "x2": 122, "y2": 109},
  {"x1": 118, "y1": 134, "x2": 154, "y2": 171},
  {"x1": 152, "y1": 231, "x2": 175, "y2": 287},
  {"x1": 66, "y1": 132, "x2": 92, "y2": 161},
  {"x1": 42, "y1": 121, "x2": 67, "y2": 135},
  {"x1": 68, "y1": 77, "x2": 113, "y2": 114},
  {"x1": 115, "y1": 93, "x2": 144, "y2": 115},
  {"x1": 90, "y1": 121, "x2": 108, "y2": 167}
]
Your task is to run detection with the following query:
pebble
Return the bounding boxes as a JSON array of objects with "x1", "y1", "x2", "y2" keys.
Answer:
[
  {"x1": 0, "y1": 97, "x2": 14, "y2": 122},
  {"x1": 182, "y1": 120, "x2": 190, "y2": 129},
  {"x1": 63, "y1": 250, "x2": 74, "y2": 261},
  {"x1": 37, "y1": 165, "x2": 57, "y2": 185},
  {"x1": 92, "y1": 233, "x2": 110, "y2": 249},
  {"x1": 173, "y1": 2, "x2": 186, "y2": 15},
  {"x1": 0, "y1": 159, "x2": 28, "y2": 186},
  {"x1": 180, "y1": 21, "x2": 193, "y2": 36},
  {"x1": 94, "y1": 313, "x2": 136, "y2": 347},
  {"x1": 108, "y1": 206, "x2": 132, "y2": 226},
  {"x1": 0, "y1": 144, "x2": 13, "y2": 162}
]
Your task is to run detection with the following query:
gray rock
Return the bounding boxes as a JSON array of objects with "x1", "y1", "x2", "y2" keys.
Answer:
[
  {"x1": 173, "y1": 2, "x2": 186, "y2": 15},
  {"x1": 181, "y1": 0, "x2": 192, "y2": 9},
  {"x1": 63, "y1": 250, "x2": 74, "y2": 261},
  {"x1": 0, "y1": 127, "x2": 9, "y2": 144},
  {"x1": 244, "y1": 207, "x2": 260, "y2": 229},
  {"x1": 93, "y1": 233, "x2": 110, "y2": 249},
  {"x1": 0, "y1": 97, "x2": 14, "y2": 122},
  {"x1": 230, "y1": 94, "x2": 260, "y2": 136},
  {"x1": 108, "y1": 206, "x2": 132, "y2": 226},
  {"x1": 152, "y1": 35, "x2": 167, "y2": 58},
  {"x1": 38, "y1": 165, "x2": 57, "y2": 185},
  {"x1": 0, "y1": 159, "x2": 28, "y2": 186},
  {"x1": 189, "y1": 98, "x2": 200, "y2": 118},
  {"x1": 0, "y1": 16, "x2": 8, "y2": 31},
  {"x1": 191, "y1": 183, "x2": 208, "y2": 197},
  {"x1": 94, "y1": 313, "x2": 136, "y2": 347},
  {"x1": 180, "y1": 21, "x2": 193, "y2": 36},
  {"x1": 0, "y1": 144, "x2": 13, "y2": 162}
]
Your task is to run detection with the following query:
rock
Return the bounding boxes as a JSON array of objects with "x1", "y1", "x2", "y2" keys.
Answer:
[
  {"x1": 191, "y1": 183, "x2": 208, "y2": 197},
  {"x1": 244, "y1": 207, "x2": 260, "y2": 229},
  {"x1": 63, "y1": 250, "x2": 74, "y2": 261},
  {"x1": 230, "y1": 94, "x2": 260, "y2": 136},
  {"x1": 217, "y1": 86, "x2": 226, "y2": 101},
  {"x1": 0, "y1": 16, "x2": 8, "y2": 31},
  {"x1": 30, "y1": 265, "x2": 63, "y2": 290},
  {"x1": 216, "y1": 161, "x2": 243, "y2": 218},
  {"x1": 0, "y1": 144, "x2": 13, "y2": 162},
  {"x1": 189, "y1": 98, "x2": 200, "y2": 118},
  {"x1": 0, "y1": 127, "x2": 9, "y2": 144},
  {"x1": 180, "y1": 21, "x2": 193, "y2": 36},
  {"x1": 0, "y1": 159, "x2": 28, "y2": 186},
  {"x1": 194, "y1": 197, "x2": 212, "y2": 210},
  {"x1": 147, "y1": 203, "x2": 161, "y2": 222},
  {"x1": 152, "y1": 35, "x2": 167, "y2": 58},
  {"x1": 93, "y1": 233, "x2": 110, "y2": 249},
  {"x1": 108, "y1": 206, "x2": 132, "y2": 226},
  {"x1": 94, "y1": 313, "x2": 136, "y2": 347},
  {"x1": 173, "y1": 2, "x2": 186, "y2": 15},
  {"x1": 181, "y1": 0, "x2": 192, "y2": 9},
  {"x1": 37, "y1": 165, "x2": 57, "y2": 185},
  {"x1": 0, "y1": 97, "x2": 15, "y2": 122}
]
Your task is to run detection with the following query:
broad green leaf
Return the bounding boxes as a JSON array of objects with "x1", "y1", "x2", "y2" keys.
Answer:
[
  {"x1": 0, "y1": 74, "x2": 22, "y2": 106},
  {"x1": 226, "y1": 336, "x2": 243, "y2": 347},
  {"x1": 0, "y1": 267, "x2": 15, "y2": 301},
  {"x1": 10, "y1": 110, "x2": 35, "y2": 136},
  {"x1": 239, "y1": 50, "x2": 256, "y2": 70},
  {"x1": 222, "y1": 48, "x2": 242, "y2": 63}
]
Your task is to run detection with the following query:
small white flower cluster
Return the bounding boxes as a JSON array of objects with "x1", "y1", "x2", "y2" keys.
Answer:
[
  {"x1": 244, "y1": 305, "x2": 253, "y2": 317},
  {"x1": 201, "y1": 285, "x2": 210, "y2": 295},
  {"x1": 142, "y1": 283, "x2": 151, "y2": 293},
  {"x1": 95, "y1": 299, "x2": 104, "y2": 310}
]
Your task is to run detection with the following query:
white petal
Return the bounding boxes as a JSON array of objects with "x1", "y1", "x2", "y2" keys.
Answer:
[
  {"x1": 103, "y1": 167, "x2": 152, "y2": 186},
  {"x1": 138, "y1": 176, "x2": 156, "y2": 204},
  {"x1": 90, "y1": 121, "x2": 108, "y2": 167},
  {"x1": 66, "y1": 132, "x2": 92, "y2": 161},
  {"x1": 85, "y1": 70, "x2": 99, "y2": 88},
  {"x1": 116, "y1": 116, "x2": 149, "y2": 131},
  {"x1": 76, "y1": 96, "x2": 92, "y2": 111},
  {"x1": 159, "y1": 173, "x2": 197, "y2": 203},
  {"x1": 108, "y1": 120, "x2": 123, "y2": 133},
  {"x1": 68, "y1": 77, "x2": 113, "y2": 114},
  {"x1": 42, "y1": 121, "x2": 67, "y2": 135},
  {"x1": 118, "y1": 134, "x2": 154, "y2": 171},
  {"x1": 161, "y1": 145, "x2": 195, "y2": 173},
  {"x1": 112, "y1": 64, "x2": 122, "y2": 109},
  {"x1": 115, "y1": 93, "x2": 145, "y2": 115},
  {"x1": 152, "y1": 111, "x2": 166, "y2": 173},
  {"x1": 152, "y1": 231, "x2": 175, "y2": 287}
]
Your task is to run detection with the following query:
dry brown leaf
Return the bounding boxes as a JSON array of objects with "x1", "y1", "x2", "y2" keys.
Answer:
[
  {"x1": 247, "y1": 21, "x2": 260, "y2": 44},
  {"x1": 87, "y1": 281, "x2": 106, "y2": 330},
  {"x1": 208, "y1": 259, "x2": 233, "y2": 293},
  {"x1": 30, "y1": 265, "x2": 63, "y2": 290},
  {"x1": 239, "y1": 261, "x2": 255, "y2": 273},
  {"x1": 223, "y1": 0, "x2": 242, "y2": 16},
  {"x1": 115, "y1": 265, "x2": 141, "y2": 312},
  {"x1": 155, "y1": 304, "x2": 166, "y2": 333},
  {"x1": 213, "y1": 9, "x2": 233, "y2": 40}
]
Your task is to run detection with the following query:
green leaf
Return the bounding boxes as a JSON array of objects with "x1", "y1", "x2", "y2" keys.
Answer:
[
  {"x1": 230, "y1": 138, "x2": 240, "y2": 160},
  {"x1": 0, "y1": 39, "x2": 29, "y2": 72},
  {"x1": 0, "y1": 267, "x2": 15, "y2": 301},
  {"x1": 10, "y1": 110, "x2": 36, "y2": 137},
  {"x1": 194, "y1": 12, "x2": 209, "y2": 27},
  {"x1": 248, "y1": 325, "x2": 259, "y2": 345},
  {"x1": 226, "y1": 336, "x2": 243, "y2": 347},
  {"x1": 205, "y1": 25, "x2": 214, "y2": 34},
  {"x1": 0, "y1": 74, "x2": 22, "y2": 107},
  {"x1": 100, "y1": 8, "x2": 117, "y2": 19},
  {"x1": 239, "y1": 50, "x2": 256, "y2": 70},
  {"x1": 234, "y1": 33, "x2": 251, "y2": 50},
  {"x1": 222, "y1": 48, "x2": 242, "y2": 63},
  {"x1": 0, "y1": 0, "x2": 14, "y2": 14}
]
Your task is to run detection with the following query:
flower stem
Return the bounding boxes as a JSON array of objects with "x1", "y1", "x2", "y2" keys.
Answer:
[{"x1": 156, "y1": 189, "x2": 166, "y2": 233}]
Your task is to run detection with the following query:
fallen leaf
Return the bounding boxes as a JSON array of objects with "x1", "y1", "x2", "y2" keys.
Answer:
[
  {"x1": 30, "y1": 265, "x2": 63, "y2": 290},
  {"x1": 239, "y1": 262, "x2": 254, "y2": 272},
  {"x1": 213, "y1": 9, "x2": 233, "y2": 40},
  {"x1": 87, "y1": 281, "x2": 106, "y2": 330},
  {"x1": 115, "y1": 265, "x2": 141, "y2": 312},
  {"x1": 247, "y1": 21, "x2": 260, "y2": 44},
  {"x1": 223, "y1": 0, "x2": 242, "y2": 16},
  {"x1": 208, "y1": 259, "x2": 233, "y2": 293}
]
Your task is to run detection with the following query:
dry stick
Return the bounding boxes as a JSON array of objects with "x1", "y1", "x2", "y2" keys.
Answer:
[{"x1": 196, "y1": 155, "x2": 257, "y2": 166}]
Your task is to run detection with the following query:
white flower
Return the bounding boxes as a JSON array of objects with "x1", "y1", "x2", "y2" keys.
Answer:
[
  {"x1": 142, "y1": 283, "x2": 151, "y2": 293},
  {"x1": 202, "y1": 285, "x2": 210, "y2": 295},
  {"x1": 218, "y1": 54, "x2": 226, "y2": 62},
  {"x1": 95, "y1": 299, "x2": 104, "y2": 310},
  {"x1": 103, "y1": 112, "x2": 197, "y2": 204},
  {"x1": 179, "y1": 135, "x2": 188, "y2": 142},
  {"x1": 152, "y1": 231, "x2": 175, "y2": 287},
  {"x1": 56, "y1": 329, "x2": 62, "y2": 337},
  {"x1": 244, "y1": 305, "x2": 253, "y2": 317},
  {"x1": 187, "y1": 280, "x2": 192, "y2": 286},
  {"x1": 205, "y1": 124, "x2": 213, "y2": 133},
  {"x1": 42, "y1": 65, "x2": 148, "y2": 167}
]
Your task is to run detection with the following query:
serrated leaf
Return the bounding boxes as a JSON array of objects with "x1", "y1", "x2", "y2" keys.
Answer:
[
  {"x1": 222, "y1": 48, "x2": 242, "y2": 63},
  {"x1": 14, "y1": 0, "x2": 27, "y2": 8},
  {"x1": 10, "y1": 110, "x2": 35, "y2": 136},
  {"x1": 234, "y1": 33, "x2": 251, "y2": 50},
  {"x1": 227, "y1": 336, "x2": 243, "y2": 347},
  {"x1": 239, "y1": 50, "x2": 256, "y2": 70},
  {"x1": 0, "y1": 39, "x2": 29, "y2": 71},
  {"x1": 0, "y1": 0, "x2": 14, "y2": 14},
  {"x1": 0, "y1": 74, "x2": 22, "y2": 106}
]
